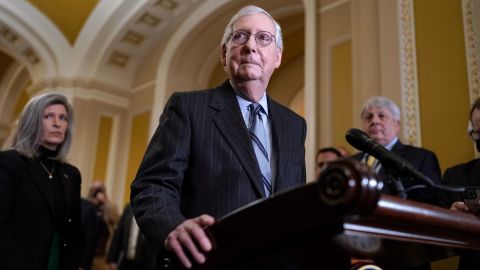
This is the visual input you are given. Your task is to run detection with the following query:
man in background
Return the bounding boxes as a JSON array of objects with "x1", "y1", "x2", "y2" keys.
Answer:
[
  {"x1": 79, "y1": 198, "x2": 99, "y2": 270},
  {"x1": 107, "y1": 205, "x2": 151, "y2": 270},
  {"x1": 353, "y1": 96, "x2": 442, "y2": 205},
  {"x1": 443, "y1": 98, "x2": 480, "y2": 270},
  {"x1": 88, "y1": 181, "x2": 119, "y2": 270},
  {"x1": 316, "y1": 147, "x2": 343, "y2": 178},
  {"x1": 130, "y1": 5, "x2": 306, "y2": 269}
]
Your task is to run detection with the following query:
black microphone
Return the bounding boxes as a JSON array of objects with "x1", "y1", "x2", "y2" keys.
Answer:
[{"x1": 345, "y1": 128, "x2": 464, "y2": 193}]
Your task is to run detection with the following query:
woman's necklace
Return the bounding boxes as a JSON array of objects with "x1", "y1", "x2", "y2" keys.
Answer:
[{"x1": 40, "y1": 161, "x2": 55, "y2": 179}]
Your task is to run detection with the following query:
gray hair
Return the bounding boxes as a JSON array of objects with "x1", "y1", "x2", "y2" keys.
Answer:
[
  {"x1": 221, "y1": 5, "x2": 283, "y2": 50},
  {"x1": 360, "y1": 96, "x2": 401, "y2": 121},
  {"x1": 8, "y1": 92, "x2": 74, "y2": 162}
]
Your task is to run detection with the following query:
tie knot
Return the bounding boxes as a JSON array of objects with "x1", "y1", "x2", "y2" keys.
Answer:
[
  {"x1": 249, "y1": 103, "x2": 264, "y2": 129},
  {"x1": 249, "y1": 103, "x2": 263, "y2": 115}
]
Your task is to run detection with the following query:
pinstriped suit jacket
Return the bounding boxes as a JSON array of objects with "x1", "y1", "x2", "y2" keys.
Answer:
[{"x1": 130, "y1": 80, "x2": 306, "y2": 258}]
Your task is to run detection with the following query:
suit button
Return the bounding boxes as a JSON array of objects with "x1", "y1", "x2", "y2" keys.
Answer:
[{"x1": 162, "y1": 258, "x2": 172, "y2": 269}]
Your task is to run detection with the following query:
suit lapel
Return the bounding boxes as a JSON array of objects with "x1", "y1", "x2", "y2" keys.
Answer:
[
  {"x1": 268, "y1": 99, "x2": 305, "y2": 191},
  {"x1": 268, "y1": 99, "x2": 283, "y2": 191},
  {"x1": 391, "y1": 141, "x2": 403, "y2": 154},
  {"x1": 26, "y1": 160, "x2": 56, "y2": 219},
  {"x1": 379, "y1": 140, "x2": 408, "y2": 181},
  {"x1": 211, "y1": 82, "x2": 266, "y2": 197}
]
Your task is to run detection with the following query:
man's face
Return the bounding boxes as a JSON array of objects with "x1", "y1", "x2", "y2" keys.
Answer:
[
  {"x1": 362, "y1": 106, "x2": 400, "y2": 146},
  {"x1": 316, "y1": 152, "x2": 339, "y2": 178},
  {"x1": 221, "y1": 13, "x2": 282, "y2": 85},
  {"x1": 471, "y1": 108, "x2": 480, "y2": 152},
  {"x1": 472, "y1": 108, "x2": 480, "y2": 131}
]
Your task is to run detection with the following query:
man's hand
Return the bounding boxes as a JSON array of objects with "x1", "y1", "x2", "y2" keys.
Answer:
[
  {"x1": 450, "y1": 201, "x2": 470, "y2": 212},
  {"x1": 164, "y1": 214, "x2": 215, "y2": 268}
]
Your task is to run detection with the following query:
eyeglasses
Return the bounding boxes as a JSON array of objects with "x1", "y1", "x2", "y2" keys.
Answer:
[
  {"x1": 470, "y1": 129, "x2": 480, "y2": 140},
  {"x1": 229, "y1": 30, "x2": 275, "y2": 47}
]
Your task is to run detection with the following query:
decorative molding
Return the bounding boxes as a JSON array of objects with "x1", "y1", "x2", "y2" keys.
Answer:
[
  {"x1": 58, "y1": 87, "x2": 130, "y2": 108},
  {"x1": 0, "y1": 24, "x2": 41, "y2": 70},
  {"x1": 0, "y1": 26, "x2": 18, "y2": 43},
  {"x1": 462, "y1": 0, "x2": 480, "y2": 103},
  {"x1": 108, "y1": 50, "x2": 130, "y2": 67},
  {"x1": 398, "y1": 0, "x2": 421, "y2": 146},
  {"x1": 21, "y1": 47, "x2": 40, "y2": 65},
  {"x1": 319, "y1": 0, "x2": 350, "y2": 13},
  {"x1": 155, "y1": 0, "x2": 178, "y2": 10},
  {"x1": 30, "y1": 78, "x2": 131, "y2": 108},
  {"x1": 71, "y1": 0, "x2": 151, "y2": 80},
  {"x1": 122, "y1": 30, "x2": 145, "y2": 45},
  {"x1": 132, "y1": 80, "x2": 156, "y2": 94},
  {"x1": 137, "y1": 12, "x2": 161, "y2": 27},
  {"x1": 0, "y1": 0, "x2": 72, "y2": 79},
  {"x1": 73, "y1": 0, "x2": 196, "y2": 88}
]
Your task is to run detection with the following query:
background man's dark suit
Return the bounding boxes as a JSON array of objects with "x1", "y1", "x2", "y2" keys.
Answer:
[
  {"x1": 353, "y1": 140, "x2": 442, "y2": 204},
  {"x1": 443, "y1": 158, "x2": 480, "y2": 202},
  {"x1": 0, "y1": 150, "x2": 82, "y2": 270},
  {"x1": 107, "y1": 205, "x2": 150, "y2": 270},
  {"x1": 130, "y1": 80, "x2": 306, "y2": 262},
  {"x1": 80, "y1": 198, "x2": 100, "y2": 270},
  {"x1": 441, "y1": 158, "x2": 480, "y2": 270}
]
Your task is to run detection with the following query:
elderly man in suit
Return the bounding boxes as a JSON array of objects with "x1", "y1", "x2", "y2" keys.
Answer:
[
  {"x1": 353, "y1": 96, "x2": 442, "y2": 205},
  {"x1": 130, "y1": 5, "x2": 306, "y2": 269}
]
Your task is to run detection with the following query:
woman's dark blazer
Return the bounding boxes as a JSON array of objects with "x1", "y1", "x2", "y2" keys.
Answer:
[{"x1": 0, "y1": 149, "x2": 82, "y2": 270}]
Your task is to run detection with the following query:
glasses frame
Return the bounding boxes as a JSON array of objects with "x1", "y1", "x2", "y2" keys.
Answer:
[
  {"x1": 229, "y1": 30, "x2": 276, "y2": 47},
  {"x1": 470, "y1": 129, "x2": 480, "y2": 140}
]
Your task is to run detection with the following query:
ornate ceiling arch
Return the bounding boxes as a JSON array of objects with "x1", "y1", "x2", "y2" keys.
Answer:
[
  {"x1": 73, "y1": 0, "x2": 204, "y2": 92},
  {"x1": 0, "y1": 0, "x2": 71, "y2": 82}
]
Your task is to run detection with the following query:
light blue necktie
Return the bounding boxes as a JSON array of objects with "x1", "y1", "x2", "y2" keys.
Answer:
[{"x1": 248, "y1": 103, "x2": 272, "y2": 196}]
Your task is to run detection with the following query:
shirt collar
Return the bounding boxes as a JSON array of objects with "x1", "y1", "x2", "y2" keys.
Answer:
[
  {"x1": 234, "y1": 88, "x2": 269, "y2": 117},
  {"x1": 385, "y1": 137, "x2": 398, "y2": 151}
]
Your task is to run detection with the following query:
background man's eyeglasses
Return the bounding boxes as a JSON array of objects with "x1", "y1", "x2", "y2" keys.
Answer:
[
  {"x1": 230, "y1": 30, "x2": 275, "y2": 47},
  {"x1": 470, "y1": 129, "x2": 480, "y2": 140}
]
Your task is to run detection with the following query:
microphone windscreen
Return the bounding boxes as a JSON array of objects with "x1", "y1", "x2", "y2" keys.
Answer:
[{"x1": 345, "y1": 128, "x2": 374, "y2": 152}]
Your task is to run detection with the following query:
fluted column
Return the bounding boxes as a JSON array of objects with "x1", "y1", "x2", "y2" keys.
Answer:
[{"x1": 303, "y1": 0, "x2": 319, "y2": 182}]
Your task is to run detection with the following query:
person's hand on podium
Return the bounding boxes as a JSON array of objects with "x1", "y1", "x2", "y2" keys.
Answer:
[
  {"x1": 450, "y1": 201, "x2": 471, "y2": 212},
  {"x1": 164, "y1": 214, "x2": 215, "y2": 268}
]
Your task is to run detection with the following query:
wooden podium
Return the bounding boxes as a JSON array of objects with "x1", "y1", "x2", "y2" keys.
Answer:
[{"x1": 171, "y1": 160, "x2": 480, "y2": 269}]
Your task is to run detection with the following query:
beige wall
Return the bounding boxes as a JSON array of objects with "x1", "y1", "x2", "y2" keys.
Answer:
[
  {"x1": 317, "y1": 0, "x2": 351, "y2": 151},
  {"x1": 124, "y1": 111, "x2": 150, "y2": 204},
  {"x1": 69, "y1": 97, "x2": 130, "y2": 199},
  {"x1": 415, "y1": 0, "x2": 472, "y2": 171},
  {"x1": 92, "y1": 116, "x2": 112, "y2": 183},
  {"x1": 331, "y1": 41, "x2": 353, "y2": 151}
]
